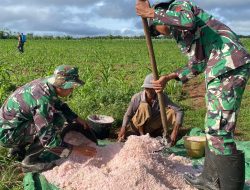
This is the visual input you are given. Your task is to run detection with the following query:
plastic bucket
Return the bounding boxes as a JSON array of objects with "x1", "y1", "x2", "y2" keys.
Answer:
[
  {"x1": 184, "y1": 136, "x2": 206, "y2": 158},
  {"x1": 87, "y1": 115, "x2": 114, "y2": 139}
]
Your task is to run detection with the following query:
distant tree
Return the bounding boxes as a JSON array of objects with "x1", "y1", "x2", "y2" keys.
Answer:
[
  {"x1": 0, "y1": 28, "x2": 249, "y2": 40},
  {"x1": 64, "y1": 35, "x2": 73, "y2": 40},
  {"x1": 27, "y1": 33, "x2": 34, "y2": 40},
  {"x1": 0, "y1": 29, "x2": 11, "y2": 39}
]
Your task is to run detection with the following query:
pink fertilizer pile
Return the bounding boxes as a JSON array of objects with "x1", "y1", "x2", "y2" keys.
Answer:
[{"x1": 43, "y1": 133, "x2": 199, "y2": 190}]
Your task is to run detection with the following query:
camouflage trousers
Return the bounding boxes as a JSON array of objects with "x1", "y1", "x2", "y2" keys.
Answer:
[{"x1": 205, "y1": 64, "x2": 250, "y2": 155}]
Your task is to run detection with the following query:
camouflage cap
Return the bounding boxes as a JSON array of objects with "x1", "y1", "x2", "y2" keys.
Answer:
[
  {"x1": 148, "y1": 0, "x2": 175, "y2": 36},
  {"x1": 48, "y1": 65, "x2": 84, "y2": 89}
]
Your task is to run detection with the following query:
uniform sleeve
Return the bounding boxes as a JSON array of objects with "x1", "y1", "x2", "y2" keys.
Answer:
[
  {"x1": 164, "y1": 94, "x2": 184, "y2": 125},
  {"x1": 122, "y1": 95, "x2": 140, "y2": 128},
  {"x1": 153, "y1": 2, "x2": 195, "y2": 30},
  {"x1": 33, "y1": 99, "x2": 72, "y2": 158},
  {"x1": 55, "y1": 100, "x2": 78, "y2": 122},
  {"x1": 175, "y1": 58, "x2": 207, "y2": 83}
]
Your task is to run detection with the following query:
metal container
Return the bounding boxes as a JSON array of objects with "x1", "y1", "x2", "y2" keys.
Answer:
[{"x1": 87, "y1": 115, "x2": 114, "y2": 140}]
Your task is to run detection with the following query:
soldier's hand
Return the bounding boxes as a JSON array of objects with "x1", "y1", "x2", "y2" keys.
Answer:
[
  {"x1": 73, "y1": 144, "x2": 97, "y2": 157},
  {"x1": 151, "y1": 76, "x2": 168, "y2": 93},
  {"x1": 152, "y1": 73, "x2": 178, "y2": 93},
  {"x1": 76, "y1": 117, "x2": 90, "y2": 129},
  {"x1": 136, "y1": 0, "x2": 155, "y2": 18}
]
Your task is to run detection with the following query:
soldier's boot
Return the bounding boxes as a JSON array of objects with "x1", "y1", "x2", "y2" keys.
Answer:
[
  {"x1": 21, "y1": 141, "x2": 56, "y2": 173},
  {"x1": 7, "y1": 146, "x2": 26, "y2": 161},
  {"x1": 184, "y1": 144, "x2": 219, "y2": 190},
  {"x1": 21, "y1": 158, "x2": 55, "y2": 173},
  {"x1": 215, "y1": 150, "x2": 245, "y2": 190}
]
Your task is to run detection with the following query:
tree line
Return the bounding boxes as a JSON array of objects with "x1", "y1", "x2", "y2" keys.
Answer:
[{"x1": 0, "y1": 29, "x2": 250, "y2": 40}]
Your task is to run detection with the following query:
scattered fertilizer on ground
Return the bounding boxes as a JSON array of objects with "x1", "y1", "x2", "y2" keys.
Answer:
[{"x1": 43, "y1": 133, "x2": 199, "y2": 190}]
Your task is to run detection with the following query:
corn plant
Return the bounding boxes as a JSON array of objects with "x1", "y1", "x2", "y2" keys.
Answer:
[{"x1": 0, "y1": 61, "x2": 16, "y2": 104}]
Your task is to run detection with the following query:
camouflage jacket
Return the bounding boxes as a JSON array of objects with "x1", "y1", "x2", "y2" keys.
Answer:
[
  {"x1": 153, "y1": 0, "x2": 250, "y2": 83},
  {"x1": 0, "y1": 78, "x2": 78, "y2": 157}
]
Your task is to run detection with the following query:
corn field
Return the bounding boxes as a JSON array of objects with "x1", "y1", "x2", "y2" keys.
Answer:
[{"x1": 0, "y1": 38, "x2": 250, "y2": 189}]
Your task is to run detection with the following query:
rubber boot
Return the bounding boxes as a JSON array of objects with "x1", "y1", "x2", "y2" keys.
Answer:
[
  {"x1": 22, "y1": 159, "x2": 55, "y2": 173},
  {"x1": 215, "y1": 150, "x2": 245, "y2": 190},
  {"x1": 184, "y1": 144, "x2": 219, "y2": 190},
  {"x1": 21, "y1": 140, "x2": 55, "y2": 173},
  {"x1": 7, "y1": 146, "x2": 26, "y2": 161}
]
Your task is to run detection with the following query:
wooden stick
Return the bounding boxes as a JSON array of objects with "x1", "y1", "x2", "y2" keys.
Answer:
[{"x1": 140, "y1": 10, "x2": 169, "y2": 138}]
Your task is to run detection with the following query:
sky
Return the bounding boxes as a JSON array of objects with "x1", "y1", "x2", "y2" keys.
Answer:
[{"x1": 0, "y1": 0, "x2": 249, "y2": 37}]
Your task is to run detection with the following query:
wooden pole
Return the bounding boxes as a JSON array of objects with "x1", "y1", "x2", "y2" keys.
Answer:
[{"x1": 139, "y1": 7, "x2": 169, "y2": 138}]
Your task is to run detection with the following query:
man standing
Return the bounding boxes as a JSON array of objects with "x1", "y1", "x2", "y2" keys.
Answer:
[
  {"x1": 118, "y1": 73, "x2": 184, "y2": 146},
  {"x1": 17, "y1": 33, "x2": 25, "y2": 53},
  {"x1": 136, "y1": 0, "x2": 250, "y2": 189},
  {"x1": 0, "y1": 65, "x2": 97, "y2": 173}
]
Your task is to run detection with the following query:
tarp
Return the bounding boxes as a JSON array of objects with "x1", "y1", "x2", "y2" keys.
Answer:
[
  {"x1": 164, "y1": 128, "x2": 250, "y2": 189},
  {"x1": 23, "y1": 128, "x2": 250, "y2": 190},
  {"x1": 23, "y1": 172, "x2": 59, "y2": 190}
]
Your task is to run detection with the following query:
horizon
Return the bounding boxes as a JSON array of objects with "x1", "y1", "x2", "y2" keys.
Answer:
[{"x1": 0, "y1": 0, "x2": 250, "y2": 37}]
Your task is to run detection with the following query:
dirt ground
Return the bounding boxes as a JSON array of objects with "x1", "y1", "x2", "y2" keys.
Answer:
[
  {"x1": 183, "y1": 78, "x2": 250, "y2": 108},
  {"x1": 182, "y1": 79, "x2": 206, "y2": 109},
  {"x1": 181, "y1": 79, "x2": 250, "y2": 138}
]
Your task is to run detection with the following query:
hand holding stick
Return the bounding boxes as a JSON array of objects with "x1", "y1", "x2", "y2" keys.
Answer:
[{"x1": 136, "y1": 0, "x2": 170, "y2": 141}]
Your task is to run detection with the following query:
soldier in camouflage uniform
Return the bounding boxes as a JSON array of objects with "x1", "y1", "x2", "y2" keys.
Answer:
[
  {"x1": 0, "y1": 65, "x2": 97, "y2": 173},
  {"x1": 136, "y1": 0, "x2": 250, "y2": 189}
]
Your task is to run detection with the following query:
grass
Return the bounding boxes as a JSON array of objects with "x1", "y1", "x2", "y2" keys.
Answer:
[
  {"x1": 0, "y1": 38, "x2": 250, "y2": 189},
  {"x1": 0, "y1": 148, "x2": 23, "y2": 190}
]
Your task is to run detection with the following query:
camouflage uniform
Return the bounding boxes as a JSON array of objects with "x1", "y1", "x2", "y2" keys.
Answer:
[
  {"x1": 0, "y1": 65, "x2": 83, "y2": 159},
  {"x1": 150, "y1": 0, "x2": 250, "y2": 155}
]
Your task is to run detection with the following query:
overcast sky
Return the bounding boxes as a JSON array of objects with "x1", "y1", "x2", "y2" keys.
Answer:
[{"x1": 0, "y1": 0, "x2": 249, "y2": 36}]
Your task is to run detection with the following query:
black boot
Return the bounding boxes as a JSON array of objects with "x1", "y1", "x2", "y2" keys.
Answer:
[
  {"x1": 215, "y1": 150, "x2": 245, "y2": 190},
  {"x1": 21, "y1": 140, "x2": 56, "y2": 173},
  {"x1": 22, "y1": 159, "x2": 56, "y2": 173},
  {"x1": 184, "y1": 144, "x2": 219, "y2": 190},
  {"x1": 7, "y1": 146, "x2": 26, "y2": 161}
]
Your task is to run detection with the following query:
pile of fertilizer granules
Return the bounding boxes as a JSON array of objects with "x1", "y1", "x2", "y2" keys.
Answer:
[{"x1": 43, "y1": 132, "x2": 199, "y2": 190}]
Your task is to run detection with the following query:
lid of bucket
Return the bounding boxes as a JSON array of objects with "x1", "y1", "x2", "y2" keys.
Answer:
[
  {"x1": 87, "y1": 115, "x2": 114, "y2": 124},
  {"x1": 186, "y1": 136, "x2": 206, "y2": 142}
]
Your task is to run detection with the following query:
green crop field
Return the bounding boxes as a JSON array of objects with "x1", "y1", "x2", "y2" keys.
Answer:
[{"x1": 0, "y1": 38, "x2": 250, "y2": 189}]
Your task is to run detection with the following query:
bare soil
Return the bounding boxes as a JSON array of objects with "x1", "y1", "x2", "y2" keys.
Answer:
[{"x1": 182, "y1": 79, "x2": 206, "y2": 109}]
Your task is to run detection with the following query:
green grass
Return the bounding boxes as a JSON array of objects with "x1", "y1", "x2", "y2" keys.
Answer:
[
  {"x1": 0, "y1": 38, "x2": 187, "y2": 126},
  {"x1": 0, "y1": 38, "x2": 250, "y2": 189},
  {"x1": 0, "y1": 148, "x2": 23, "y2": 190}
]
